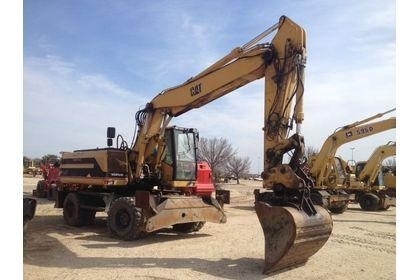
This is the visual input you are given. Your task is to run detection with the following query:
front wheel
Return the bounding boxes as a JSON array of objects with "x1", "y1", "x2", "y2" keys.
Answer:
[
  {"x1": 359, "y1": 193, "x2": 380, "y2": 211},
  {"x1": 107, "y1": 197, "x2": 144, "y2": 240}
]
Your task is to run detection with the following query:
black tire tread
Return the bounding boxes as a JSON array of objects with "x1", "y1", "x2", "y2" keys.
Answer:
[
  {"x1": 107, "y1": 197, "x2": 144, "y2": 241},
  {"x1": 359, "y1": 193, "x2": 380, "y2": 211},
  {"x1": 63, "y1": 193, "x2": 84, "y2": 227}
]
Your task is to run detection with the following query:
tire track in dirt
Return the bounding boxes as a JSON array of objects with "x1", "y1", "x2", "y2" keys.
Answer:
[
  {"x1": 331, "y1": 233, "x2": 395, "y2": 254},
  {"x1": 349, "y1": 226, "x2": 396, "y2": 241}
]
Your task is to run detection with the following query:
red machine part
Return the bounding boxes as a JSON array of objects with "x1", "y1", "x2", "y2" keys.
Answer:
[
  {"x1": 194, "y1": 161, "x2": 215, "y2": 197},
  {"x1": 41, "y1": 163, "x2": 60, "y2": 183},
  {"x1": 34, "y1": 163, "x2": 61, "y2": 199},
  {"x1": 41, "y1": 164, "x2": 60, "y2": 184}
]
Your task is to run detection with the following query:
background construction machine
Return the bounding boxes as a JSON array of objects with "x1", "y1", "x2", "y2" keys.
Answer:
[
  {"x1": 345, "y1": 141, "x2": 396, "y2": 210},
  {"x1": 32, "y1": 162, "x2": 60, "y2": 200},
  {"x1": 307, "y1": 109, "x2": 396, "y2": 213},
  {"x1": 53, "y1": 16, "x2": 332, "y2": 274},
  {"x1": 23, "y1": 161, "x2": 41, "y2": 177}
]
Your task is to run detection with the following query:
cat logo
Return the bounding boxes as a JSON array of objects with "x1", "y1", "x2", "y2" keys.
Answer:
[
  {"x1": 190, "y1": 83, "x2": 202, "y2": 96},
  {"x1": 345, "y1": 131, "x2": 353, "y2": 138}
]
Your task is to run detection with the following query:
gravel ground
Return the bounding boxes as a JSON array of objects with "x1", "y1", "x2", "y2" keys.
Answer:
[{"x1": 23, "y1": 176, "x2": 396, "y2": 280}]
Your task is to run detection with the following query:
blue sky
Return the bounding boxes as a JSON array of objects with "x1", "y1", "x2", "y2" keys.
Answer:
[{"x1": 23, "y1": 0, "x2": 396, "y2": 172}]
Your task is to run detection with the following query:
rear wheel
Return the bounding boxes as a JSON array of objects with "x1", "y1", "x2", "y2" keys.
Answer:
[
  {"x1": 359, "y1": 193, "x2": 380, "y2": 211},
  {"x1": 63, "y1": 193, "x2": 84, "y2": 226},
  {"x1": 172, "y1": 222, "x2": 205, "y2": 233},
  {"x1": 107, "y1": 197, "x2": 144, "y2": 240}
]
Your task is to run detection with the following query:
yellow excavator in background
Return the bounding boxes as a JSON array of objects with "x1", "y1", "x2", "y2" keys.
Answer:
[
  {"x1": 354, "y1": 141, "x2": 396, "y2": 186},
  {"x1": 346, "y1": 141, "x2": 396, "y2": 210},
  {"x1": 55, "y1": 16, "x2": 332, "y2": 274},
  {"x1": 307, "y1": 109, "x2": 396, "y2": 213}
]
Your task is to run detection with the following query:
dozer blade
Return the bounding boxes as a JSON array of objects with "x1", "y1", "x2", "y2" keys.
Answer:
[{"x1": 255, "y1": 201, "x2": 332, "y2": 274}]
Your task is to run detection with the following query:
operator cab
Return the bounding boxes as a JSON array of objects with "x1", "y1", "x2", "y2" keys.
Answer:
[
  {"x1": 355, "y1": 161, "x2": 383, "y2": 186},
  {"x1": 162, "y1": 126, "x2": 199, "y2": 184}
]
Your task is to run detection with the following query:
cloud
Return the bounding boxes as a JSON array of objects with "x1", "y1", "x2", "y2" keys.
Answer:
[
  {"x1": 77, "y1": 74, "x2": 137, "y2": 98},
  {"x1": 29, "y1": 55, "x2": 75, "y2": 75},
  {"x1": 23, "y1": 55, "x2": 146, "y2": 157}
]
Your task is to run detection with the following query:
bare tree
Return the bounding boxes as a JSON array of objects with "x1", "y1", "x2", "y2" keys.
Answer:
[
  {"x1": 41, "y1": 154, "x2": 60, "y2": 165},
  {"x1": 197, "y1": 137, "x2": 236, "y2": 181},
  {"x1": 305, "y1": 146, "x2": 319, "y2": 159},
  {"x1": 32, "y1": 158, "x2": 42, "y2": 167},
  {"x1": 225, "y1": 156, "x2": 251, "y2": 184}
]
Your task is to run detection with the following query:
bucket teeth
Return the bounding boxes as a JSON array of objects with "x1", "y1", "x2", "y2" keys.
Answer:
[{"x1": 255, "y1": 201, "x2": 332, "y2": 274}]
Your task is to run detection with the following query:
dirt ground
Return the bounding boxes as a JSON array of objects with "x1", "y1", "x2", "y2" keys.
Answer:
[{"x1": 23, "y1": 176, "x2": 396, "y2": 280}]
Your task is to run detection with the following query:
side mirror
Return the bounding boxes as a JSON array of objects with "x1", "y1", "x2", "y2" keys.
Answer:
[
  {"x1": 106, "y1": 127, "x2": 115, "y2": 138},
  {"x1": 107, "y1": 127, "x2": 116, "y2": 138}
]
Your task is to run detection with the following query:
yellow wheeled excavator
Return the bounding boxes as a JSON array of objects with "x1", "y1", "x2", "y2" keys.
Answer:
[
  {"x1": 307, "y1": 109, "x2": 396, "y2": 213},
  {"x1": 346, "y1": 141, "x2": 396, "y2": 210},
  {"x1": 56, "y1": 16, "x2": 332, "y2": 274}
]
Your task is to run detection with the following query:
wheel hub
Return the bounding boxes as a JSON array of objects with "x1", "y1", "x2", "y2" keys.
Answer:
[{"x1": 116, "y1": 210, "x2": 130, "y2": 228}]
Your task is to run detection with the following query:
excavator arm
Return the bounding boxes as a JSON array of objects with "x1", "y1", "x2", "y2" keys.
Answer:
[
  {"x1": 130, "y1": 16, "x2": 307, "y2": 185},
  {"x1": 309, "y1": 109, "x2": 396, "y2": 187},
  {"x1": 128, "y1": 16, "x2": 332, "y2": 274}
]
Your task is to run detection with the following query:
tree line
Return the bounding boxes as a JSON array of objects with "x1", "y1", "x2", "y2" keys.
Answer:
[{"x1": 23, "y1": 154, "x2": 60, "y2": 168}]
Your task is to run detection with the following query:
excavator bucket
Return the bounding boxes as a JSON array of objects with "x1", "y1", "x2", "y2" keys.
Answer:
[{"x1": 255, "y1": 199, "x2": 332, "y2": 274}]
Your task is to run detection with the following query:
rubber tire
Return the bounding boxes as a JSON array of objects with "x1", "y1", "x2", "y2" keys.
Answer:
[
  {"x1": 107, "y1": 197, "x2": 143, "y2": 240},
  {"x1": 172, "y1": 222, "x2": 206, "y2": 233},
  {"x1": 63, "y1": 193, "x2": 84, "y2": 226},
  {"x1": 359, "y1": 193, "x2": 380, "y2": 211},
  {"x1": 329, "y1": 203, "x2": 348, "y2": 214}
]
